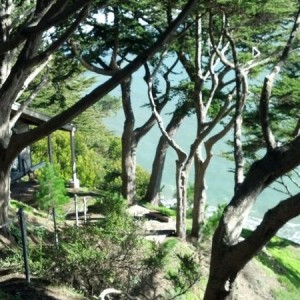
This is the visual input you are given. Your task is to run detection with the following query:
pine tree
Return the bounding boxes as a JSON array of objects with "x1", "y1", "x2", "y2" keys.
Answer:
[{"x1": 36, "y1": 163, "x2": 69, "y2": 212}]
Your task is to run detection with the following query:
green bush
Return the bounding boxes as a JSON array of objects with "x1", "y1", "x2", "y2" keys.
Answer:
[
  {"x1": 99, "y1": 158, "x2": 150, "y2": 200},
  {"x1": 136, "y1": 166, "x2": 150, "y2": 200},
  {"x1": 29, "y1": 208, "x2": 148, "y2": 297},
  {"x1": 200, "y1": 204, "x2": 226, "y2": 240},
  {"x1": 36, "y1": 163, "x2": 69, "y2": 212}
]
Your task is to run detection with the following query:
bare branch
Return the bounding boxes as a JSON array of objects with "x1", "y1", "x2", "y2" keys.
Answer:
[
  {"x1": 224, "y1": 25, "x2": 249, "y2": 189},
  {"x1": 260, "y1": 6, "x2": 300, "y2": 151},
  {"x1": 11, "y1": 0, "x2": 198, "y2": 154},
  {"x1": 235, "y1": 192, "x2": 300, "y2": 266},
  {"x1": 199, "y1": 93, "x2": 234, "y2": 141},
  {"x1": 203, "y1": 51, "x2": 219, "y2": 115},
  {"x1": 135, "y1": 56, "x2": 179, "y2": 142},
  {"x1": 14, "y1": 54, "x2": 51, "y2": 102},
  {"x1": 206, "y1": 116, "x2": 235, "y2": 152},
  {"x1": 209, "y1": 12, "x2": 234, "y2": 69},
  {"x1": 26, "y1": 5, "x2": 89, "y2": 69},
  {"x1": 272, "y1": 176, "x2": 293, "y2": 196},
  {"x1": 69, "y1": 40, "x2": 116, "y2": 76},
  {"x1": 10, "y1": 74, "x2": 47, "y2": 129},
  {"x1": 96, "y1": 288, "x2": 140, "y2": 300},
  {"x1": 0, "y1": 1, "x2": 93, "y2": 54},
  {"x1": 293, "y1": 117, "x2": 300, "y2": 137},
  {"x1": 145, "y1": 64, "x2": 187, "y2": 163}
]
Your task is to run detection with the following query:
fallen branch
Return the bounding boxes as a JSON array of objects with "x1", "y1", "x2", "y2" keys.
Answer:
[{"x1": 94, "y1": 288, "x2": 140, "y2": 300}]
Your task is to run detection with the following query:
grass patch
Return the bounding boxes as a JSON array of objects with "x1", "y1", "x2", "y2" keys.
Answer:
[
  {"x1": 257, "y1": 236, "x2": 300, "y2": 299},
  {"x1": 9, "y1": 199, "x2": 46, "y2": 218},
  {"x1": 161, "y1": 238, "x2": 201, "y2": 299},
  {"x1": 267, "y1": 240, "x2": 300, "y2": 288},
  {"x1": 143, "y1": 203, "x2": 177, "y2": 217}
]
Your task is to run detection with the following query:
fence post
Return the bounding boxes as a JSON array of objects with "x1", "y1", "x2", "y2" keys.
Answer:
[
  {"x1": 83, "y1": 197, "x2": 87, "y2": 224},
  {"x1": 74, "y1": 194, "x2": 79, "y2": 227},
  {"x1": 52, "y1": 207, "x2": 59, "y2": 248},
  {"x1": 18, "y1": 208, "x2": 30, "y2": 283}
]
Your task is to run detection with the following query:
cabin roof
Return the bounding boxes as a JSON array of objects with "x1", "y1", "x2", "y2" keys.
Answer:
[{"x1": 11, "y1": 103, "x2": 73, "y2": 132}]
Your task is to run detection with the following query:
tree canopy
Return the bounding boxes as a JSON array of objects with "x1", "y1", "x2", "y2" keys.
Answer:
[{"x1": 2, "y1": 1, "x2": 300, "y2": 299}]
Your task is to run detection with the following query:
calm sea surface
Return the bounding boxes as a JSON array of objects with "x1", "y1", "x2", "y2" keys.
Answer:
[{"x1": 89, "y1": 64, "x2": 300, "y2": 243}]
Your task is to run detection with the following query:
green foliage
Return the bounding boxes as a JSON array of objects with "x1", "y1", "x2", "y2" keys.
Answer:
[
  {"x1": 32, "y1": 129, "x2": 119, "y2": 189},
  {"x1": 36, "y1": 163, "x2": 69, "y2": 211},
  {"x1": 25, "y1": 191, "x2": 201, "y2": 299},
  {"x1": 31, "y1": 131, "x2": 71, "y2": 180},
  {"x1": 167, "y1": 253, "x2": 201, "y2": 297},
  {"x1": 187, "y1": 184, "x2": 194, "y2": 207},
  {"x1": 8, "y1": 224, "x2": 22, "y2": 245},
  {"x1": 99, "y1": 141, "x2": 150, "y2": 199},
  {"x1": 256, "y1": 237, "x2": 300, "y2": 299},
  {"x1": 29, "y1": 200, "x2": 151, "y2": 297},
  {"x1": 0, "y1": 245, "x2": 23, "y2": 271},
  {"x1": 201, "y1": 204, "x2": 226, "y2": 240},
  {"x1": 263, "y1": 238, "x2": 300, "y2": 285},
  {"x1": 29, "y1": 50, "x2": 122, "y2": 190},
  {"x1": 143, "y1": 241, "x2": 169, "y2": 269},
  {"x1": 159, "y1": 237, "x2": 201, "y2": 299},
  {"x1": 156, "y1": 206, "x2": 176, "y2": 217},
  {"x1": 100, "y1": 157, "x2": 122, "y2": 194},
  {"x1": 136, "y1": 166, "x2": 150, "y2": 200},
  {"x1": 143, "y1": 203, "x2": 177, "y2": 217}
]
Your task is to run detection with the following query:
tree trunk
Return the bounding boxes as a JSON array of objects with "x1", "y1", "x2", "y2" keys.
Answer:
[
  {"x1": 0, "y1": 164, "x2": 11, "y2": 236},
  {"x1": 175, "y1": 160, "x2": 188, "y2": 240},
  {"x1": 233, "y1": 68, "x2": 246, "y2": 191},
  {"x1": 191, "y1": 146, "x2": 207, "y2": 239},
  {"x1": 121, "y1": 137, "x2": 137, "y2": 205},
  {"x1": 145, "y1": 109, "x2": 184, "y2": 204},
  {"x1": 121, "y1": 77, "x2": 137, "y2": 205},
  {"x1": 191, "y1": 121, "x2": 233, "y2": 240},
  {"x1": 204, "y1": 140, "x2": 300, "y2": 299},
  {"x1": 145, "y1": 135, "x2": 168, "y2": 205}
]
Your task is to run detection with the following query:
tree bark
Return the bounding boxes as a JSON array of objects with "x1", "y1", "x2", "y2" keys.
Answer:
[
  {"x1": 121, "y1": 78, "x2": 137, "y2": 204},
  {"x1": 204, "y1": 137, "x2": 300, "y2": 299},
  {"x1": 0, "y1": 158, "x2": 12, "y2": 236},
  {"x1": 145, "y1": 135, "x2": 168, "y2": 205},
  {"x1": 191, "y1": 144, "x2": 207, "y2": 239},
  {"x1": 191, "y1": 117, "x2": 233, "y2": 240},
  {"x1": 145, "y1": 103, "x2": 187, "y2": 204},
  {"x1": 204, "y1": 9, "x2": 300, "y2": 297},
  {"x1": 175, "y1": 160, "x2": 188, "y2": 240}
]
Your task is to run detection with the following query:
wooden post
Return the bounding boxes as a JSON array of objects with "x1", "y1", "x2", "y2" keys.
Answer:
[
  {"x1": 18, "y1": 208, "x2": 30, "y2": 283},
  {"x1": 74, "y1": 194, "x2": 79, "y2": 227},
  {"x1": 83, "y1": 197, "x2": 87, "y2": 224},
  {"x1": 52, "y1": 207, "x2": 59, "y2": 248},
  {"x1": 70, "y1": 126, "x2": 79, "y2": 188},
  {"x1": 47, "y1": 134, "x2": 53, "y2": 164}
]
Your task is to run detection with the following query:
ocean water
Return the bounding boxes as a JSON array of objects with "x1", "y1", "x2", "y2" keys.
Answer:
[{"x1": 90, "y1": 65, "x2": 300, "y2": 243}]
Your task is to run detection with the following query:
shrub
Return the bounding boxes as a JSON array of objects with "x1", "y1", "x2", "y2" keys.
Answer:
[
  {"x1": 200, "y1": 204, "x2": 226, "y2": 240},
  {"x1": 136, "y1": 166, "x2": 150, "y2": 200},
  {"x1": 29, "y1": 213, "x2": 148, "y2": 297},
  {"x1": 35, "y1": 163, "x2": 69, "y2": 212}
]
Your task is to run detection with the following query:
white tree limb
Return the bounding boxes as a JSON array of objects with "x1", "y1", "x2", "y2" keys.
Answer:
[
  {"x1": 96, "y1": 288, "x2": 140, "y2": 300},
  {"x1": 14, "y1": 55, "x2": 51, "y2": 102},
  {"x1": 260, "y1": 6, "x2": 300, "y2": 151}
]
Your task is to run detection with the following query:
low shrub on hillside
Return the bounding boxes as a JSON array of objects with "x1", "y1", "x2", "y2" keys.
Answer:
[
  {"x1": 28, "y1": 196, "x2": 159, "y2": 297},
  {"x1": 27, "y1": 194, "x2": 201, "y2": 298}
]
